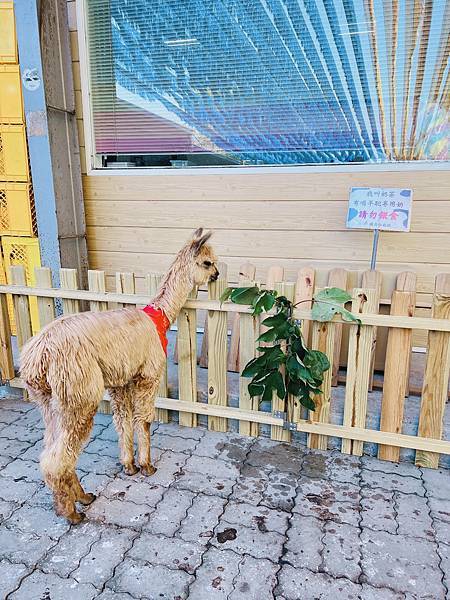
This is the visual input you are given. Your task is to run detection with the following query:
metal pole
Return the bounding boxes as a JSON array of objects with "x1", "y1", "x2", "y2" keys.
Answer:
[{"x1": 370, "y1": 229, "x2": 380, "y2": 270}]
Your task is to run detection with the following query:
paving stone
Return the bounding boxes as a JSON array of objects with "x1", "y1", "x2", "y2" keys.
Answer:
[
  {"x1": 246, "y1": 440, "x2": 305, "y2": 474},
  {"x1": 98, "y1": 423, "x2": 119, "y2": 443},
  {"x1": 1, "y1": 458, "x2": 42, "y2": 483},
  {"x1": 39, "y1": 521, "x2": 102, "y2": 577},
  {"x1": 0, "y1": 454, "x2": 12, "y2": 468},
  {"x1": 362, "y1": 455, "x2": 422, "y2": 478},
  {"x1": 277, "y1": 564, "x2": 362, "y2": 599},
  {"x1": 152, "y1": 432, "x2": 199, "y2": 454},
  {"x1": 395, "y1": 492, "x2": 434, "y2": 540},
  {"x1": 0, "y1": 399, "x2": 32, "y2": 413},
  {"x1": 0, "y1": 499, "x2": 16, "y2": 522},
  {"x1": 72, "y1": 527, "x2": 136, "y2": 588},
  {"x1": 294, "y1": 477, "x2": 361, "y2": 526},
  {"x1": 79, "y1": 471, "x2": 113, "y2": 496},
  {"x1": 428, "y1": 495, "x2": 450, "y2": 524},
  {"x1": 439, "y1": 544, "x2": 450, "y2": 592},
  {"x1": 14, "y1": 409, "x2": 44, "y2": 429},
  {"x1": 434, "y1": 516, "x2": 450, "y2": 547},
  {"x1": 0, "y1": 476, "x2": 39, "y2": 503},
  {"x1": 422, "y1": 467, "x2": 450, "y2": 500},
  {"x1": 86, "y1": 496, "x2": 152, "y2": 529},
  {"x1": 360, "y1": 586, "x2": 407, "y2": 599},
  {"x1": 302, "y1": 451, "x2": 361, "y2": 485},
  {"x1": 361, "y1": 468, "x2": 424, "y2": 496},
  {"x1": 360, "y1": 529, "x2": 445, "y2": 598},
  {"x1": 77, "y1": 452, "x2": 121, "y2": 476},
  {"x1": 212, "y1": 519, "x2": 285, "y2": 560},
  {"x1": 132, "y1": 449, "x2": 186, "y2": 487},
  {"x1": 94, "y1": 413, "x2": 112, "y2": 428},
  {"x1": 128, "y1": 531, "x2": 203, "y2": 574},
  {"x1": 194, "y1": 431, "x2": 253, "y2": 463},
  {"x1": 0, "y1": 409, "x2": 22, "y2": 425},
  {"x1": 5, "y1": 503, "x2": 70, "y2": 539},
  {"x1": 0, "y1": 423, "x2": 43, "y2": 443},
  {"x1": 360, "y1": 487, "x2": 396, "y2": 534},
  {"x1": 174, "y1": 469, "x2": 236, "y2": 498},
  {"x1": 157, "y1": 422, "x2": 205, "y2": 439},
  {"x1": 221, "y1": 500, "x2": 288, "y2": 533},
  {"x1": 109, "y1": 557, "x2": 193, "y2": 599},
  {"x1": 284, "y1": 514, "x2": 323, "y2": 571},
  {"x1": 9, "y1": 570, "x2": 97, "y2": 600},
  {"x1": 84, "y1": 437, "x2": 121, "y2": 458},
  {"x1": 229, "y1": 555, "x2": 278, "y2": 600},
  {"x1": 177, "y1": 493, "x2": 226, "y2": 544},
  {"x1": 0, "y1": 437, "x2": 32, "y2": 458},
  {"x1": 0, "y1": 560, "x2": 29, "y2": 599},
  {"x1": 262, "y1": 470, "x2": 298, "y2": 512},
  {"x1": 232, "y1": 467, "x2": 267, "y2": 505},
  {"x1": 322, "y1": 521, "x2": 361, "y2": 582},
  {"x1": 184, "y1": 454, "x2": 240, "y2": 480},
  {"x1": 187, "y1": 547, "x2": 241, "y2": 599},
  {"x1": 0, "y1": 525, "x2": 56, "y2": 566},
  {"x1": 103, "y1": 476, "x2": 165, "y2": 507},
  {"x1": 29, "y1": 484, "x2": 53, "y2": 508},
  {"x1": 19, "y1": 440, "x2": 43, "y2": 462},
  {"x1": 96, "y1": 591, "x2": 137, "y2": 600},
  {"x1": 144, "y1": 487, "x2": 194, "y2": 536}
]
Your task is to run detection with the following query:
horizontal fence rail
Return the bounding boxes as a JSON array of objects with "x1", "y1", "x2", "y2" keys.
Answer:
[{"x1": 0, "y1": 265, "x2": 449, "y2": 469}]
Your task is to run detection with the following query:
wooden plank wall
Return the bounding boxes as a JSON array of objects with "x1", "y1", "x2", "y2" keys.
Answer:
[{"x1": 68, "y1": 1, "x2": 450, "y2": 320}]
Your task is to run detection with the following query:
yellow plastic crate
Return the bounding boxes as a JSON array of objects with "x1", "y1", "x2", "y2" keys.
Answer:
[
  {"x1": 0, "y1": 65, "x2": 23, "y2": 123},
  {"x1": 0, "y1": 183, "x2": 34, "y2": 236},
  {"x1": 0, "y1": 124, "x2": 29, "y2": 181},
  {"x1": 2, "y1": 236, "x2": 41, "y2": 335},
  {"x1": 0, "y1": 3, "x2": 17, "y2": 64}
]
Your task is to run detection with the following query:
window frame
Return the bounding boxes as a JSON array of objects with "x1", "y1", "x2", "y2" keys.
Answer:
[{"x1": 76, "y1": 0, "x2": 450, "y2": 177}]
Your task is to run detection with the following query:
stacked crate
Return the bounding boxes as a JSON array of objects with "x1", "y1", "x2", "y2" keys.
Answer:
[{"x1": 0, "y1": 2, "x2": 41, "y2": 334}]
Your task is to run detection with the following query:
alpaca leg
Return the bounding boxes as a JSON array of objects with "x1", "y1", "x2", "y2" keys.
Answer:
[
  {"x1": 70, "y1": 473, "x2": 96, "y2": 506},
  {"x1": 110, "y1": 386, "x2": 138, "y2": 475},
  {"x1": 41, "y1": 408, "x2": 97, "y2": 523},
  {"x1": 131, "y1": 376, "x2": 158, "y2": 476}
]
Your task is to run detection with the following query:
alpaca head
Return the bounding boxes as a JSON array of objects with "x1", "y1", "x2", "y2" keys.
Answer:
[{"x1": 188, "y1": 228, "x2": 219, "y2": 286}]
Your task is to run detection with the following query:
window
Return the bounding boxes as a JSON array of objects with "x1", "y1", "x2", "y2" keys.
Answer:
[{"x1": 85, "y1": 0, "x2": 450, "y2": 169}]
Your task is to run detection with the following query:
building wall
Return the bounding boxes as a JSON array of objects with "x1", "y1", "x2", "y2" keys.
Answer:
[{"x1": 68, "y1": 1, "x2": 450, "y2": 309}]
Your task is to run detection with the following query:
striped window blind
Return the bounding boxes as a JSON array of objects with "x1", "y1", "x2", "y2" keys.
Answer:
[{"x1": 86, "y1": 0, "x2": 450, "y2": 168}]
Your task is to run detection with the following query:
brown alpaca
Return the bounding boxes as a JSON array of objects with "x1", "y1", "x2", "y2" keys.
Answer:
[{"x1": 20, "y1": 229, "x2": 218, "y2": 523}]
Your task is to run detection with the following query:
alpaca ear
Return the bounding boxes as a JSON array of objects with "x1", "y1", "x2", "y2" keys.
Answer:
[{"x1": 191, "y1": 229, "x2": 212, "y2": 255}]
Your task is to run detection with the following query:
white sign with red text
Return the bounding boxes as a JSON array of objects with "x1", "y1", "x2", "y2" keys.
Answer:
[{"x1": 346, "y1": 187, "x2": 412, "y2": 232}]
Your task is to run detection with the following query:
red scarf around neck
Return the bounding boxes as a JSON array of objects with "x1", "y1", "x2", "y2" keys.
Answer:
[{"x1": 142, "y1": 305, "x2": 170, "y2": 355}]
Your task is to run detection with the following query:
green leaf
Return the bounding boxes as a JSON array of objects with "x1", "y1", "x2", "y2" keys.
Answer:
[
  {"x1": 304, "y1": 350, "x2": 330, "y2": 378},
  {"x1": 261, "y1": 311, "x2": 287, "y2": 328},
  {"x1": 257, "y1": 328, "x2": 278, "y2": 343},
  {"x1": 248, "y1": 382, "x2": 264, "y2": 397},
  {"x1": 230, "y1": 286, "x2": 260, "y2": 305},
  {"x1": 262, "y1": 383, "x2": 274, "y2": 403},
  {"x1": 272, "y1": 370, "x2": 286, "y2": 400},
  {"x1": 286, "y1": 355, "x2": 302, "y2": 378},
  {"x1": 299, "y1": 389, "x2": 316, "y2": 411},
  {"x1": 314, "y1": 287, "x2": 352, "y2": 304},
  {"x1": 242, "y1": 356, "x2": 266, "y2": 378},
  {"x1": 219, "y1": 287, "x2": 233, "y2": 304}
]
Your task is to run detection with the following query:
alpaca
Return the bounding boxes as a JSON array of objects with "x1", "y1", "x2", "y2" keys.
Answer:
[{"x1": 20, "y1": 229, "x2": 218, "y2": 523}]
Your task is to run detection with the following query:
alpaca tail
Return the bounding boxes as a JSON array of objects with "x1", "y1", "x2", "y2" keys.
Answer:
[{"x1": 20, "y1": 331, "x2": 52, "y2": 400}]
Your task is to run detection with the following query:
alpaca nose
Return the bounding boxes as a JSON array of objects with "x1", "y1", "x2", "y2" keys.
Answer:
[{"x1": 210, "y1": 268, "x2": 219, "y2": 282}]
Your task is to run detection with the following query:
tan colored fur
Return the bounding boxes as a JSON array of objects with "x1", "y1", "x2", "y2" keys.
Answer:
[{"x1": 20, "y1": 230, "x2": 218, "y2": 523}]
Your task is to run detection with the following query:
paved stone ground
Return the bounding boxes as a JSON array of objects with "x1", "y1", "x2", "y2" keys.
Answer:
[{"x1": 0, "y1": 397, "x2": 448, "y2": 599}]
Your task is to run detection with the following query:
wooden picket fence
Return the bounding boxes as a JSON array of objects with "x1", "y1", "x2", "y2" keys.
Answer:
[{"x1": 0, "y1": 264, "x2": 449, "y2": 469}]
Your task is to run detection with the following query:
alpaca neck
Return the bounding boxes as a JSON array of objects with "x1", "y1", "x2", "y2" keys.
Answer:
[{"x1": 151, "y1": 268, "x2": 194, "y2": 324}]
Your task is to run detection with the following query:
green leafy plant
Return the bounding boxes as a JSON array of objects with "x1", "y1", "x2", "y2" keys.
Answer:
[{"x1": 221, "y1": 285, "x2": 359, "y2": 412}]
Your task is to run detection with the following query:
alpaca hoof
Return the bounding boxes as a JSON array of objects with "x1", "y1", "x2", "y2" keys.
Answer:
[
  {"x1": 140, "y1": 464, "x2": 157, "y2": 477},
  {"x1": 67, "y1": 511, "x2": 85, "y2": 525},
  {"x1": 123, "y1": 463, "x2": 139, "y2": 476},
  {"x1": 79, "y1": 493, "x2": 96, "y2": 506}
]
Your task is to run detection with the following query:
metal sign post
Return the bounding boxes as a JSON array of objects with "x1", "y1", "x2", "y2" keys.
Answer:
[{"x1": 346, "y1": 187, "x2": 413, "y2": 269}]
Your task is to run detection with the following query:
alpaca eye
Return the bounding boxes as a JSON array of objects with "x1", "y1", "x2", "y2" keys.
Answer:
[{"x1": 203, "y1": 260, "x2": 212, "y2": 268}]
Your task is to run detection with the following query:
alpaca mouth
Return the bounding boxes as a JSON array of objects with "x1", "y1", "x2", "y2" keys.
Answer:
[{"x1": 209, "y1": 272, "x2": 219, "y2": 282}]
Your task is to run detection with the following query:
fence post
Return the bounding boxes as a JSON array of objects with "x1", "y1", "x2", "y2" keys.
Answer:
[
  {"x1": 341, "y1": 288, "x2": 378, "y2": 456},
  {"x1": 328, "y1": 268, "x2": 348, "y2": 386},
  {"x1": 88, "y1": 271, "x2": 108, "y2": 312},
  {"x1": 35, "y1": 267, "x2": 56, "y2": 328},
  {"x1": 416, "y1": 274, "x2": 450, "y2": 468},
  {"x1": 378, "y1": 273, "x2": 416, "y2": 462},
  {"x1": 207, "y1": 263, "x2": 228, "y2": 432},
  {"x1": 0, "y1": 291, "x2": 14, "y2": 383},
  {"x1": 147, "y1": 274, "x2": 169, "y2": 424},
  {"x1": 308, "y1": 319, "x2": 336, "y2": 450},
  {"x1": 116, "y1": 272, "x2": 136, "y2": 308},
  {"x1": 295, "y1": 267, "x2": 315, "y2": 349},
  {"x1": 361, "y1": 270, "x2": 382, "y2": 390},
  {"x1": 228, "y1": 263, "x2": 256, "y2": 372},
  {"x1": 10, "y1": 265, "x2": 32, "y2": 349},
  {"x1": 177, "y1": 288, "x2": 198, "y2": 428},
  {"x1": 60, "y1": 269, "x2": 80, "y2": 314}
]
